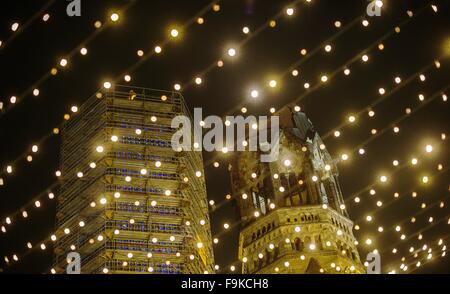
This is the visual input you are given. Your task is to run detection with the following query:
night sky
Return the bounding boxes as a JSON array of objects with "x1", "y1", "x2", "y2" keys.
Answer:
[{"x1": 0, "y1": 0, "x2": 449, "y2": 274}]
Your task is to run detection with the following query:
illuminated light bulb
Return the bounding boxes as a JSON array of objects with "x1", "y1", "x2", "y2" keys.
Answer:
[
  {"x1": 250, "y1": 89, "x2": 259, "y2": 98},
  {"x1": 254, "y1": 211, "x2": 260, "y2": 218},
  {"x1": 43, "y1": 14, "x2": 50, "y2": 22},
  {"x1": 164, "y1": 190, "x2": 171, "y2": 196},
  {"x1": 324, "y1": 164, "x2": 331, "y2": 171},
  {"x1": 80, "y1": 47, "x2": 88, "y2": 55},
  {"x1": 70, "y1": 105, "x2": 79, "y2": 113},
  {"x1": 380, "y1": 175, "x2": 388, "y2": 183},
  {"x1": 368, "y1": 110, "x2": 375, "y2": 117},
  {"x1": 376, "y1": 201, "x2": 383, "y2": 207},
  {"x1": 283, "y1": 159, "x2": 291, "y2": 167},
  {"x1": 337, "y1": 230, "x2": 343, "y2": 236},
  {"x1": 269, "y1": 203, "x2": 275, "y2": 209},
  {"x1": 96, "y1": 146, "x2": 104, "y2": 153},
  {"x1": 341, "y1": 154, "x2": 349, "y2": 161},
  {"x1": 48, "y1": 192, "x2": 55, "y2": 199},
  {"x1": 334, "y1": 130, "x2": 341, "y2": 137},
  {"x1": 195, "y1": 171, "x2": 202, "y2": 177},
  {"x1": 312, "y1": 175, "x2": 318, "y2": 182},
  {"x1": 425, "y1": 145, "x2": 433, "y2": 153},
  {"x1": 155, "y1": 161, "x2": 161, "y2": 168},
  {"x1": 10, "y1": 96, "x2": 17, "y2": 104},
  {"x1": 111, "y1": 135, "x2": 118, "y2": 142},
  {"x1": 393, "y1": 126, "x2": 400, "y2": 133},
  {"x1": 334, "y1": 21, "x2": 342, "y2": 28},
  {"x1": 103, "y1": 82, "x2": 112, "y2": 89},
  {"x1": 340, "y1": 204, "x2": 346, "y2": 210},
  {"x1": 378, "y1": 88, "x2": 385, "y2": 95},
  {"x1": 59, "y1": 58, "x2": 68, "y2": 67},
  {"x1": 378, "y1": 227, "x2": 384, "y2": 233},
  {"x1": 113, "y1": 192, "x2": 121, "y2": 199},
  {"x1": 392, "y1": 160, "x2": 399, "y2": 166},
  {"x1": 418, "y1": 94, "x2": 425, "y2": 101},
  {"x1": 371, "y1": 129, "x2": 377, "y2": 135},
  {"x1": 212, "y1": 4, "x2": 220, "y2": 11},
  {"x1": 195, "y1": 77, "x2": 202, "y2": 85},
  {"x1": 124, "y1": 75, "x2": 131, "y2": 82},
  {"x1": 150, "y1": 200, "x2": 157, "y2": 207},
  {"x1": 140, "y1": 168, "x2": 147, "y2": 175},
  {"x1": 365, "y1": 239, "x2": 372, "y2": 245},
  {"x1": 411, "y1": 158, "x2": 418, "y2": 165},
  {"x1": 154, "y1": 45, "x2": 162, "y2": 54},
  {"x1": 77, "y1": 172, "x2": 83, "y2": 178},
  {"x1": 324, "y1": 44, "x2": 332, "y2": 52},
  {"x1": 197, "y1": 17, "x2": 204, "y2": 24},
  {"x1": 442, "y1": 94, "x2": 448, "y2": 102},
  {"x1": 170, "y1": 28, "x2": 179, "y2": 38},
  {"x1": 22, "y1": 211, "x2": 28, "y2": 218},
  {"x1": 55, "y1": 170, "x2": 62, "y2": 177},
  {"x1": 300, "y1": 48, "x2": 307, "y2": 55},
  {"x1": 286, "y1": 7, "x2": 294, "y2": 16},
  {"x1": 375, "y1": 0, "x2": 383, "y2": 8},
  {"x1": 99, "y1": 197, "x2": 107, "y2": 205},
  {"x1": 344, "y1": 68, "x2": 350, "y2": 75},
  {"x1": 348, "y1": 115, "x2": 356, "y2": 123},
  {"x1": 108, "y1": 12, "x2": 119, "y2": 22},
  {"x1": 354, "y1": 197, "x2": 360, "y2": 203},
  {"x1": 269, "y1": 80, "x2": 277, "y2": 88},
  {"x1": 223, "y1": 223, "x2": 230, "y2": 229},
  {"x1": 358, "y1": 148, "x2": 365, "y2": 155},
  {"x1": 304, "y1": 82, "x2": 310, "y2": 89},
  {"x1": 292, "y1": 69, "x2": 299, "y2": 76},
  {"x1": 362, "y1": 54, "x2": 369, "y2": 62},
  {"x1": 217, "y1": 60, "x2": 224, "y2": 67},
  {"x1": 135, "y1": 129, "x2": 142, "y2": 135},
  {"x1": 242, "y1": 26, "x2": 250, "y2": 34},
  {"x1": 125, "y1": 176, "x2": 131, "y2": 182},
  {"x1": 395, "y1": 77, "x2": 402, "y2": 84},
  {"x1": 370, "y1": 189, "x2": 376, "y2": 195},
  {"x1": 227, "y1": 48, "x2": 236, "y2": 57},
  {"x1": 33, "y1": 88, "x2": 40, "y2": 96},
  {"x1": 320, "y1": 75, "x2": 328, "y2": 83},
  {"x1": 242, "y1": 193, "x2": 248, "y2": 200},
  {"x1": 422, "y1": 176, "x2": 429, "y2": 184},
  {"x1": 309, "y1": 244, "x2": 316, "y2": 250}
]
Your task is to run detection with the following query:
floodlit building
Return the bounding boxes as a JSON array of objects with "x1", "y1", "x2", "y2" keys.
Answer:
[
  {"x1": 53, "y1": 85, "x2": 214, "y2": 274},
  {"x1": 231, "y1": 107, "x2": 364, "y2": 273}
]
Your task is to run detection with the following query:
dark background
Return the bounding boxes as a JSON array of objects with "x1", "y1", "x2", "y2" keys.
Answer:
[{"x1": 0, "y1": 0, "x2": 449, "y2": 274}]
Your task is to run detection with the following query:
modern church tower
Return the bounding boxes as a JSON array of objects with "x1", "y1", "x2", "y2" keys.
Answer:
[
  {"x1": 53, "y1": 85, "x2": 214, "y2": 274},
  {"x1": 230, "y1": 107, "x2": 364, "y2": 274}
]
